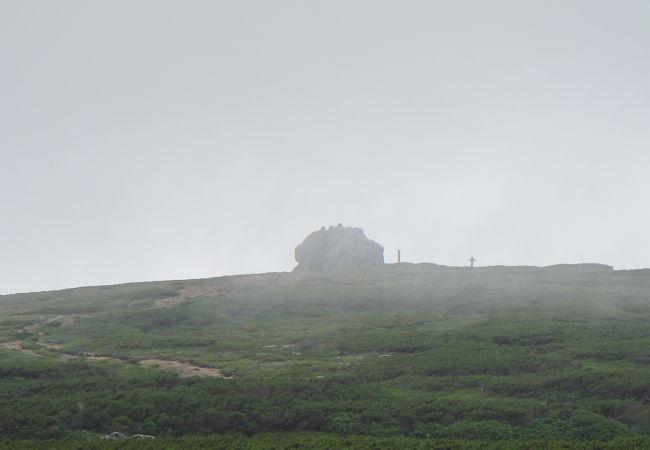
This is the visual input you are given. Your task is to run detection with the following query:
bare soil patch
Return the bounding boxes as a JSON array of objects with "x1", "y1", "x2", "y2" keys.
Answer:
[
  {"x1": 0, "y1": 341, "x2": 41, "y2": 356},
  {"x1": 38, "y1": 341, "x2": 64, "y2": 349},
  {"x1": 139, "y1": 359, "x2": 233, "y2": 378},
  {"x1": 154, "y1": 297, "x2": 187, "y2": 307},
  {"x1": 22, "y1": 314, "x2": 86, "y2": 333},
  {"x1": 154, "y1": 285, "x2": 228, "y2": 308}
]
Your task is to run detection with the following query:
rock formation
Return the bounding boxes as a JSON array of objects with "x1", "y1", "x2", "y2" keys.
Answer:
[{"x1": 293, "y1": 224, "x2": 384, "y2": 272}]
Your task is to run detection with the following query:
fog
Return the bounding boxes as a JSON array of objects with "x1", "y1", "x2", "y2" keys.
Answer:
[{"x1": 2, "y1": 1, "x2": 649, "y2": 294}]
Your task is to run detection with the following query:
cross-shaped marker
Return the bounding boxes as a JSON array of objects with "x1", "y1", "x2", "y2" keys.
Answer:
[{"x1": 470, "y1": 257, "x2": 476, "y2": 268}]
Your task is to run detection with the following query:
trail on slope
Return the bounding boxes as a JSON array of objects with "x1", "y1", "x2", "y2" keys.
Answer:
[
  {"x1": 0, "y1": 341, "x2": 41, "y2": 356},
  {"x1": 0, "y1": 340, "x2": 233, "y2": 378}
]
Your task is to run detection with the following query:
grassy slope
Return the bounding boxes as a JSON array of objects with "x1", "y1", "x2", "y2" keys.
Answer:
[{"x1": 1, "y1": 263, "x2": 650, "y2": 442}]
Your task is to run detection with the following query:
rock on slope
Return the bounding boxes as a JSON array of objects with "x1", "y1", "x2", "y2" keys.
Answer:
[{"x1": 293, "y1": 224, "x2": 384, "y2": 272}]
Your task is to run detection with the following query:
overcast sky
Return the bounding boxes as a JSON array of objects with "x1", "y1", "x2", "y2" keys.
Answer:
[{"x1": 2, "y1": 1, "x2": 649, "y2": 294}]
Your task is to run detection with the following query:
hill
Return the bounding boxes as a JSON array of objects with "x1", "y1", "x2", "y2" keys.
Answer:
[{"x1": 1, "y1": 263, "x2": 650, "y2": 446}]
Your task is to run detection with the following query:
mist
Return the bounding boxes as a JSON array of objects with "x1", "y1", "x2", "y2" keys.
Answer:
[{"x1": 2, "y1": 1, "x2": 650, "y2": 294}]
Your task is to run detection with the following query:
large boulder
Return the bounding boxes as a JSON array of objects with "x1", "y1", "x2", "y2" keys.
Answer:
[{"x1": 293, "y1": 224, "x2": 384, "y2": 272}]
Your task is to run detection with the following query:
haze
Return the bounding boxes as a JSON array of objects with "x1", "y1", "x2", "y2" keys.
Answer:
[{"x1": 2, "y1": 1, "x2": 649, "y2": 294}]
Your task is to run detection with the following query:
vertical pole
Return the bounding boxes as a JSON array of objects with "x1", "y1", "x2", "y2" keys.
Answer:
[{"x1": 397, "y1": 249, "x2": 401, "y2": 263}]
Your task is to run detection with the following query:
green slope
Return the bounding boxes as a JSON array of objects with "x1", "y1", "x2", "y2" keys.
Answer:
[{"x1": 1, "y1": 263, "x2": 650, "y2": 443}]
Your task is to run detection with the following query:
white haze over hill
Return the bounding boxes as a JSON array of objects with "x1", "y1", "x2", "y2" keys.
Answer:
[{"x1": 1, "y1": 1, "x2": 649, "y2": 293}]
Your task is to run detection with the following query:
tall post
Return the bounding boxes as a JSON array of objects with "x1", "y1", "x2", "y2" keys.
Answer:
[
  {"x1": 397, "y1": 249, "x2": 401, "y2": 263},
  {"x1": 470, "y1": 257, "x2": 476, "y2": 268}
]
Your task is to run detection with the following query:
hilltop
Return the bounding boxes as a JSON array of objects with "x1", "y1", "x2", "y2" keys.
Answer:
[{"x1": 1, "y1": 262, "x2": 650, "y2": 445}]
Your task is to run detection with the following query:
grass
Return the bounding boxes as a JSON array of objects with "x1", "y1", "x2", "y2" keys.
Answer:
[{"x1": 1, "y1": 263, "x2": 650, "y2": 443}]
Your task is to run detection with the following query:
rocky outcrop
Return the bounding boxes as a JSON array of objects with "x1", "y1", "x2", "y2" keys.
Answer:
[{"x1": 293, "y1": 224, "x2": 384, "y2": 272}]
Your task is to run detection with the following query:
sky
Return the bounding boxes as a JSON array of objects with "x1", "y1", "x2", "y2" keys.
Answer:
[{"x1": 1, "y1": 1, "x2": 649, "y2": 294}]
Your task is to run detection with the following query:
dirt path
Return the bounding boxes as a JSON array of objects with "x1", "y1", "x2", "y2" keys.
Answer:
[
  {"x1": 0, "y1": 340, "x2": 232, "y2": 378},
  {"x1": 0, "y1": 341, "x2": 42, "y2": 356}
]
